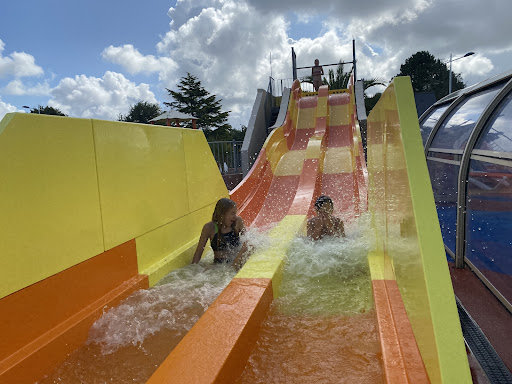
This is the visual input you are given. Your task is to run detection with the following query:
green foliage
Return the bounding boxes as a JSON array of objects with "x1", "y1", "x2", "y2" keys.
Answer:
[
  {"x1": 396, "y1": 51, "x2": 465, "y2": 100},
  {"x1": 302, "y1": 61, "x2": 351, "y2": 90},
  {"x1": 165, "y1": 73, "x2": 232, "y2": 140},
  {"x1": 364, "y1": 92, "x2": 382, "y2": 116},
  {"x1": 208, "y1": 125, "x2": 246, "y2": 142},
  {"x1": 118, "y1": 101, "x2": 162, "y2": 123},
  {"x1": 29, "y1": 105, "x2": 67, "y2": 116},
  {"x1": 323, "y1": 61, "x2": 352, "y2": 90}
]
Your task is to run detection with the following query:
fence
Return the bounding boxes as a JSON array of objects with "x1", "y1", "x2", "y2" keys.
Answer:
[
  {"x1": 268, "y1": 77, "x2": 315, "y2": 97},
  {"x1": 208, "y1": 140, "x2": 243, "y2": 174}
]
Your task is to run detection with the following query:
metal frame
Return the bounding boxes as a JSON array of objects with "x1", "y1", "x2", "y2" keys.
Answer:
[
  {"x1": 445, "y1": 244, "x2": 456, "y2": 260},
  {"x1": 428, "y1": 148, "x2": 464, "y2": 155},
  {"x1": 455, "y1": 78, "x2": 512, "y2": 268},
  {"x1": 471, "y1": 149, "x2": 512, "y2": 161},
  {"x1": 418, "y1": 104, "x2": 437, "y2": 126},
  {"x1": 292, "y1": 39, "x2": 357, "y2": 83},
  {"x1": 424, "y1": 94, "x2": 467, "y2": 156},
  {"x1": 470, "y1": 154, "x2": 512, "y2": 168},
  {"x1": 465, "y1": 258, "x2": 512, "y2": 313},
  {"x1": 426, "y1": 156, "x2": 460, "y2": 166}
]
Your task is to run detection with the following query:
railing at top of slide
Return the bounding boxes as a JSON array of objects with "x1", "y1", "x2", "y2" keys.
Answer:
[
  {"x1": 208, "y1": 140, "x2": 243, "y2": 174},
  {"x1": 268, "y1": 77, "x2": 315, "y2": 97}
]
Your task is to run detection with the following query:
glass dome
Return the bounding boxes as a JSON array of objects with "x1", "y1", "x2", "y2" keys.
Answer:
[{"x1": 419, "y1": 69, "x2": 512, "y2": 312}]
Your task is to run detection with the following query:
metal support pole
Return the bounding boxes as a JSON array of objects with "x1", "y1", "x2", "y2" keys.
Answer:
[
  {"x1": 352, "y1": 39, "x2": 357, "y2": 81},
  {"x1": 292, "y1": 47, "x2": 297, "y2": 81},
  {"x1": 449, "y1": 53, "x2": 453, "y2": 95}
]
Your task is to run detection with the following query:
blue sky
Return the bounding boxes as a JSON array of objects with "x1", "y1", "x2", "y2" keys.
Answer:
[
  {"x1": 1, "y1": 0, "x2": 511, "y2": 127},
  {"x1": 1, "y1": 0, "x2": 172, "y2": 111}
]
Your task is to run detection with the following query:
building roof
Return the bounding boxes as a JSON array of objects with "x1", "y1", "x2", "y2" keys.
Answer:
[{"x1": 149, "y1": 110, "x2": 196, "y2": 122}]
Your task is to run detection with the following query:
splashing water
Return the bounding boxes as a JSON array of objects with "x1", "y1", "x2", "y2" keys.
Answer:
[
  {"x1": 277, "y1": 232, "x2": 375, "y2": 316},
  {"x1": 39, "y1": 265, "x2": 235, "y2": 383},
  {"x1": 237, "y1": 214, "x2": 383, "y2": 384},
  {"x1": 40, "y1": 227, "x2": 272, "y2": 384},
  {"x1": 88, "y1": 264, "x2": 236, "y2": 355}
]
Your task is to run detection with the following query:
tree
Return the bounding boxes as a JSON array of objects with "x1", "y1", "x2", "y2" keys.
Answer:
[
  {"x1": 396, "y1": 51, "x2": 465, "y2": 100},
  {"x1": 118, "y1": 101, "x2": 162, "y2": 123},
  {"x1": 29, "y1": 105, "x2": 67, "y2": 116},
  {"x1": 165, "y1": 73, "x2": 231, "y2": 139},
  {"x1": 232, "y1": 125, "x2": 246, "y2": 141},
  {"x1": 322, "y1": 61, "x2": 352, "y2": 90},
  {"x1": 303, "y1": 60, "x2": 351, "y2": 90},
  {"x1": 365, "y1": 92, "x2": 382, "y2": 116}
]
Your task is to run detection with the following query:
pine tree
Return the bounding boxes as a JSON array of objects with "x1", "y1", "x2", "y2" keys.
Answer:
[{"x1": 165, "y1": 73, "x2": 231, "y2": 139}]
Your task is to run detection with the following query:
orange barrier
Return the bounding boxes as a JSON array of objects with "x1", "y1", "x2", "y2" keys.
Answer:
[
  {"x1": 147, "y1": 278, "x2": 273, "y2": 384},
  {"x1": 0, "y1": 240, "x2": 148, "y2": 383},
  {"x1": 369, "y1": 253, "x2": 430, "y2": 383}
]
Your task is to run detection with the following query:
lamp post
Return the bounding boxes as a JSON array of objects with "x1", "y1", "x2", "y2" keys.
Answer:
[
  {"x1": 448, "y1": 52, "x2": 474, "y2": 94},
  {"x1": 22, "y1": 105, "x2": 40, "y2": 114}
]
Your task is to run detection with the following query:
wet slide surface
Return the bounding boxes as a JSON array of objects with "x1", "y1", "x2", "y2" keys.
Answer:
[
  {"x1": 40, "y1": 264, "x2": 236, "y2": 383},
  {"x1": 237, "y1": 236, "x2": 383, "y2": 384},
  {"x1": 231, "y1": 83, "x2": 383, "y2": 383},
  {"x1": 11, "y1": 76, "x2": 472, "y2": 384}
]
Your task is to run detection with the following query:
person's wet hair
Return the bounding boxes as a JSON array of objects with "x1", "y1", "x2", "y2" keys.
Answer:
[
  {"x1": 212, "y1": 198, "x2": 236, "y2": 225},
  {"x1": 314, "y1": 195, "x2": 333, "y2": 211},
  {"x1": 212, "y1": 198, "x2": 237, "y2": 248}
]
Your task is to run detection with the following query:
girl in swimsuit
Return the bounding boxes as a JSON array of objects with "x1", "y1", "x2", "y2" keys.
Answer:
[{"x1": 191, "y1": 198, "x2": 248, "y2": 268}]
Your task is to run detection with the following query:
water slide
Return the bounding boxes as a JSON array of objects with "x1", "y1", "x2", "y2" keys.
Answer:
[{"x1": 0, "y1": 77, "x2": 472, "y2": 383}]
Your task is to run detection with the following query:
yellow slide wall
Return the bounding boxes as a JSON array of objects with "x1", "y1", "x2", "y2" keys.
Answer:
[
  {"x1": 367, "y1": 77, "x2": 471, "y2": 383},
  {"x1": 0, "y1": 113, "x2": 228, "y2": 299}
]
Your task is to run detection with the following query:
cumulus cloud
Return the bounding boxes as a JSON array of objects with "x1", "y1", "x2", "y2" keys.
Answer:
[
  {"x1": 0, "y1": 39, "x2": 44, "y2": 78},
  {"x1": 154, "y1": 1, "x2": 292, "y2": 126},
  {"x1": 2, "y1": 79, "x2": 51, "y2": 96},
  {"x1": 75, "y1": 0, "x2": 510, "y2": 126},
  {"x1": 102, "y1": 44, "x2": 178, "y2": 82},
  {"x1": 0, "y1": 97, "x2": 21, "y2": 121},
  {"x1": 49, "y1": 71, "x2": 157, "y2": 120},
  {"x1": 452, "y1": 54, "x2": 494, "y2": 77}
]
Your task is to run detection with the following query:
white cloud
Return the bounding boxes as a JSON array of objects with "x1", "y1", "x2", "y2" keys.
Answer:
[
  {"x1": 2, "y1": 79, "x2": 51, "y2": 96},
  {"x1": 0, "y1": 97, "x2": 22, "y2": 121},
  {"x1": 102, "y1": 44, "x2": 178, "y2": 82},
  {"x1": 452, "y1": 54, "x2": 493, "y2": 77},
  {"x1": 95, "y1": 0, "x2": 512, "y2": 127},
  {"x1": 49, "y1": 71, "x2": 157, "y2": 120},
  {"x1": 0, "y1": 39, "x2": 44, "y2": 78},
  {"x1": 154, "y1": 1, "x2": 292, "y2": 127}
]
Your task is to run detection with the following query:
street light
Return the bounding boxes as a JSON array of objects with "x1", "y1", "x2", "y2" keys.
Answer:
[
  {"x1": 21, "y1": 105, "x2": 40, "y2": 114},
  {"x1": 448, "y1": 52, "x2": 475, "y2": 94}
]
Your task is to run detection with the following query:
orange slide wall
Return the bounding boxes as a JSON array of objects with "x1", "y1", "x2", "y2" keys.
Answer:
[{"x1": 0, "y1": 240, "x2": 148, "y2": 383}]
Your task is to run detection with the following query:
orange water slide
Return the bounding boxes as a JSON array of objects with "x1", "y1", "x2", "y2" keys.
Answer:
[
  {"x1": 148, "y1": 77, "x2": 471, "y2": 383},
  {"x1": 231, "y1": 81, "x2": 366, "y2": 226}
]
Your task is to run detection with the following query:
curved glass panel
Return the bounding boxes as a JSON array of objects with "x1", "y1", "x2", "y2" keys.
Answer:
[
  {"x1": 427, "y1": 159, "x2": 459, "y2": 251},
  {"x1": 474, "y1": 90, "x2": 512, "y2": 153},
  {"x1": 419, "y1": 104, "x2": 449, "y2": 146},
  {"x1": 466, "y1": 158, "x2": 512, "y2": 303},
  {"x1": 430, "y1": 85, "x2": 503, "y2": 151}
]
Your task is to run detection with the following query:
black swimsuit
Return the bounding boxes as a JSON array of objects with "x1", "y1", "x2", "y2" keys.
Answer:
[{"x1": 211, "y1": 223, "x2": 240, "y2": 262}]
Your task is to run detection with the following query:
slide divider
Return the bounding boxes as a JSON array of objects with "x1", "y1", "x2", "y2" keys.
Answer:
[{"x1": 147, "y1": 215, "x2": 305, "y2": 383}]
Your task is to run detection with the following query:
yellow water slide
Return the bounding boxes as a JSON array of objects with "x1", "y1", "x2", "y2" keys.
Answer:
[{"x1": 0, "y1": 77, "x2": 472, "y2": 383}]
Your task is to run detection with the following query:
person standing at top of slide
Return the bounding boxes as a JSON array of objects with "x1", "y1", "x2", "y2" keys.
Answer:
[{"x1": 312, "y1": 59, "x2": 324, "y2": 92}]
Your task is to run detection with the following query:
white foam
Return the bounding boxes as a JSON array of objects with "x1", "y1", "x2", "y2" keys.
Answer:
[{"x1": 87, "y1": 264, "x2": 235, "y2": 354}]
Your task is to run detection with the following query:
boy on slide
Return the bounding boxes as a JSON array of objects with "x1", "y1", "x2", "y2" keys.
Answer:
[{"x1": 307, "y1": 195, "x2": 345, "y2": 240}]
